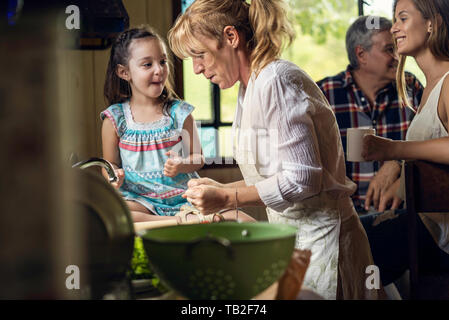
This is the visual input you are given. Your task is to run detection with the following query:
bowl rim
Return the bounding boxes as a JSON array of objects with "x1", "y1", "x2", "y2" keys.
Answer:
[{"x1": 139, "y1": 221, "x2": 297, "y2": 245}]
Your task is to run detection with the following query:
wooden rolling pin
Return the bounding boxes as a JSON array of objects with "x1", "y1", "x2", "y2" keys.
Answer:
[{"x1": 133, "y1": 219, "x2": 199, "y2": 232}]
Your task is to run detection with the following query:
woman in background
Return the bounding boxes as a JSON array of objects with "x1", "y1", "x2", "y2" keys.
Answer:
[{"x1": 363, "y1": 0, "x2": 449, "y2": 285}]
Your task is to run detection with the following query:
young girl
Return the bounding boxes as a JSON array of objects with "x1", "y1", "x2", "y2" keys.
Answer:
[
  {"x1": 101, "y1": 26, "x2": 206, "y2": 223},
  {"x1": 362, "y1": 0, "x2": 449, "y2": 287}
]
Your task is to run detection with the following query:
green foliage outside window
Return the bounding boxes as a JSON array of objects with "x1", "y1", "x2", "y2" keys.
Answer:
[
  {"x1": 182, "y1": 0, "x2": 425, "y2": 159},
  {"x1": 287, "y1": 0, "x2": 357, "y2": 44}
]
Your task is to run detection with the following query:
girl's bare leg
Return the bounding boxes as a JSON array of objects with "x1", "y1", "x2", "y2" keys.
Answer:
[{"x1": 126, "y1": 200, "x2": 177, "y2": 223}]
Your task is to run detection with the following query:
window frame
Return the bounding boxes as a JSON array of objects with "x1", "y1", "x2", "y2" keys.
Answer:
[{"x1": 172, "y1": 0, "x2": 236, "y2": 168}]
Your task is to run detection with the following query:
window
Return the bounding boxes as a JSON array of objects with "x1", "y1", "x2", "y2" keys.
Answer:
[
  {"x1": 180, "y1": 0, "x2": 236, "y2": 165},
  {"x1": 283, "y1": 0, "x2": 358, "y2": 81}
]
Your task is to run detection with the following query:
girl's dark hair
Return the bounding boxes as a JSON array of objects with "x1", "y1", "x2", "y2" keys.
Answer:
[{"x1": 104, "y1": 25, "x2": 178, "y2": 116}]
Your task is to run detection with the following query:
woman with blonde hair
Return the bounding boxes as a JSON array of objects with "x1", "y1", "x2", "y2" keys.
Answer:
[
  {"x1": 169, "y1": 0, "x2": 380, "y2": 299},
  {"x1": 363, "y1": 0, "x2": 449, "y2": 288}
]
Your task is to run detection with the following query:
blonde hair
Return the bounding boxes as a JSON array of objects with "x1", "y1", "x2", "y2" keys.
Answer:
[
  {"x1": 168, "y1": 0, "x2": 295, "y2": 77},
  {"x1": 394, "y1": 0, "x2": 449, "y2": 110}
]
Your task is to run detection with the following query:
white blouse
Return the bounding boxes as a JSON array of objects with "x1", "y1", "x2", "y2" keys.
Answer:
[{"x1": 233, "y1": 60, "x2": 356, "y2": 212}]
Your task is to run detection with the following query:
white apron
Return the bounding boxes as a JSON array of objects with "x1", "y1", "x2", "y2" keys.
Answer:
[{"x1": 233, "y1": 80, "x2": 380, "y2": 300}]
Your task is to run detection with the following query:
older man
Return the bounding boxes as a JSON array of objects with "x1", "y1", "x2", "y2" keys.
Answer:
[{"x1": 317, "y1": 15, "x2": 423, "y2": 214}]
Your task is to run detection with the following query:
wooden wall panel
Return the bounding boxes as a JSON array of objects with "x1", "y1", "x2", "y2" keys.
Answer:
[
  {"x1": 58, "y1": 50, "x2": 96, "y2": 160},
  {"x1": 146, "y1": 0, "x2": 172, "y2": 40},
  {"x1": 93, "y1": 49, "x2": 110, "y2": 157},
  {"x1": 78, "y1": 51, "x2": 97, "y2": 159},
  {"x1": 123, "y1": 0, "x2": 148, "y2": 27}
]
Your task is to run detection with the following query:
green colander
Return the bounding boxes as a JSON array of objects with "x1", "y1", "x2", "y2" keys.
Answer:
[{"x1": 140, "y1": 222, "x2": 297, "y2": 300}]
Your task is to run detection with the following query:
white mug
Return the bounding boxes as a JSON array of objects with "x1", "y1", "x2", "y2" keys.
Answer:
[{"x1": 346, "y1": 127, "x2": 376, "y2": 162}]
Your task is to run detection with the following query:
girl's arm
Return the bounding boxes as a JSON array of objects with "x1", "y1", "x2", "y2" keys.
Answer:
[
  {"x1": 101, "y1": 118, "x2": 124, "y2": 188},
  {"x1": 164, "y1": 114, "x2": 204, "y2": 177},
  {"x1": 177, "y1": 114, "x2": 205, "y2": 172}
]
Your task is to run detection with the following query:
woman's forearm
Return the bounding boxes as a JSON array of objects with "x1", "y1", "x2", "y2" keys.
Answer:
[
  {"x1": 395, "y1": 137, "x2": 449, "y2": 164},
  {"x1": 223, "y1": 185, "x2": 265, "y2": 208},
  {"x1": 223, "y1": 180, "x2": 247, "y2": 188}
]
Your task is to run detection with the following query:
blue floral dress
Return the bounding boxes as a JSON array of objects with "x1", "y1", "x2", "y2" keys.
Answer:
[{"x1": 100, "y1": 100, "x2": 200, "y2": 216}]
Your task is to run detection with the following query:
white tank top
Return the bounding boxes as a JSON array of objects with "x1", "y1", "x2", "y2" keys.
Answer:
[
  {"x1": 406, "y1": 70, "x2": 449, "y2": 254},
  {"x1": 406, "y1": 71, "x2": 449, "y2": 141}
]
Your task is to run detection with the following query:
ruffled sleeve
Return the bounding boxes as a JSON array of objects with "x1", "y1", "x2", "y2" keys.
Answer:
[
  {"x1": 169, "y1": 100, "x2": 195, "y2": 131},
  {"x1": 100, "y1": 103, "x2": 127, "y2": 137}
]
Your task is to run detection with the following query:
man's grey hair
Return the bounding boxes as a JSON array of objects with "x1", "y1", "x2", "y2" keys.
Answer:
[{"x1": 346, "y1": 16, "x2": 393, "y2": 69}]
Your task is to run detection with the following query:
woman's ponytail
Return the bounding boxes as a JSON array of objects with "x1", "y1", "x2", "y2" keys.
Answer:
[{"x1": 248, "y1": 0, "x2": 295, "y2": 75}]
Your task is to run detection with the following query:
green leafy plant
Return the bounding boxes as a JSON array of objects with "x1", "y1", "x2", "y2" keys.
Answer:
[
  {"x1": 130, "y1": 236, "x2": 169, "y2": 293},
  {"x1": 130, "y1": 236, "x2": 152, "y2": 279}
]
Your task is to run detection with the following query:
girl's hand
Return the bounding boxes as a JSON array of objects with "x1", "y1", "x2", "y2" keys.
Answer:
[
  {"x1": 362, "y1": 134, "x2": 396, "y2": 161},
  {"x1": 187, "y1": 177, "x2": 224, "y2": 189},
  {"x1": 164, "y1": 150, "x2": 183, "y2": 177},
  {"x1": 182, "y1": 185, "x2": 228, "y2": 214},
  {"x1": 111, "y1": 168, "x2": 125, "y2": 189}
]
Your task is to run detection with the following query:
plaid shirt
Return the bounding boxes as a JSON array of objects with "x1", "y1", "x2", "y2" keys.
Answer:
[{"x1": 317, "y1": 66, "x2": 423, "y2": 210}]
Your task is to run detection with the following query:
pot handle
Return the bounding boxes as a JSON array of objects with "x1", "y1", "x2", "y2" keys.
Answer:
[{"x1": 186, "y1": 234, "x2": 234, "y2": 260}]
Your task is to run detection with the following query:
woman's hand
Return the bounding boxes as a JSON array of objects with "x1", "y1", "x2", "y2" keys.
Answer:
[
  {"x1": 187, "y1": 177, "x2": 224, "y2": 189},
  {"x1": 182, "y1": 185, "x2": 229, "y2": 214},
  {"x1": 362, "y1": 134, "x2": 397, "y2": 161},
  {"x1": 164, "y1": 150, "x2": 183, "y2": 177},
  {"x1": 111, "y1": 168, "x2": 125, "y2": 189},
  {"x1": 375, "y1": 178, "x2": 403, "y2": 212}
]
